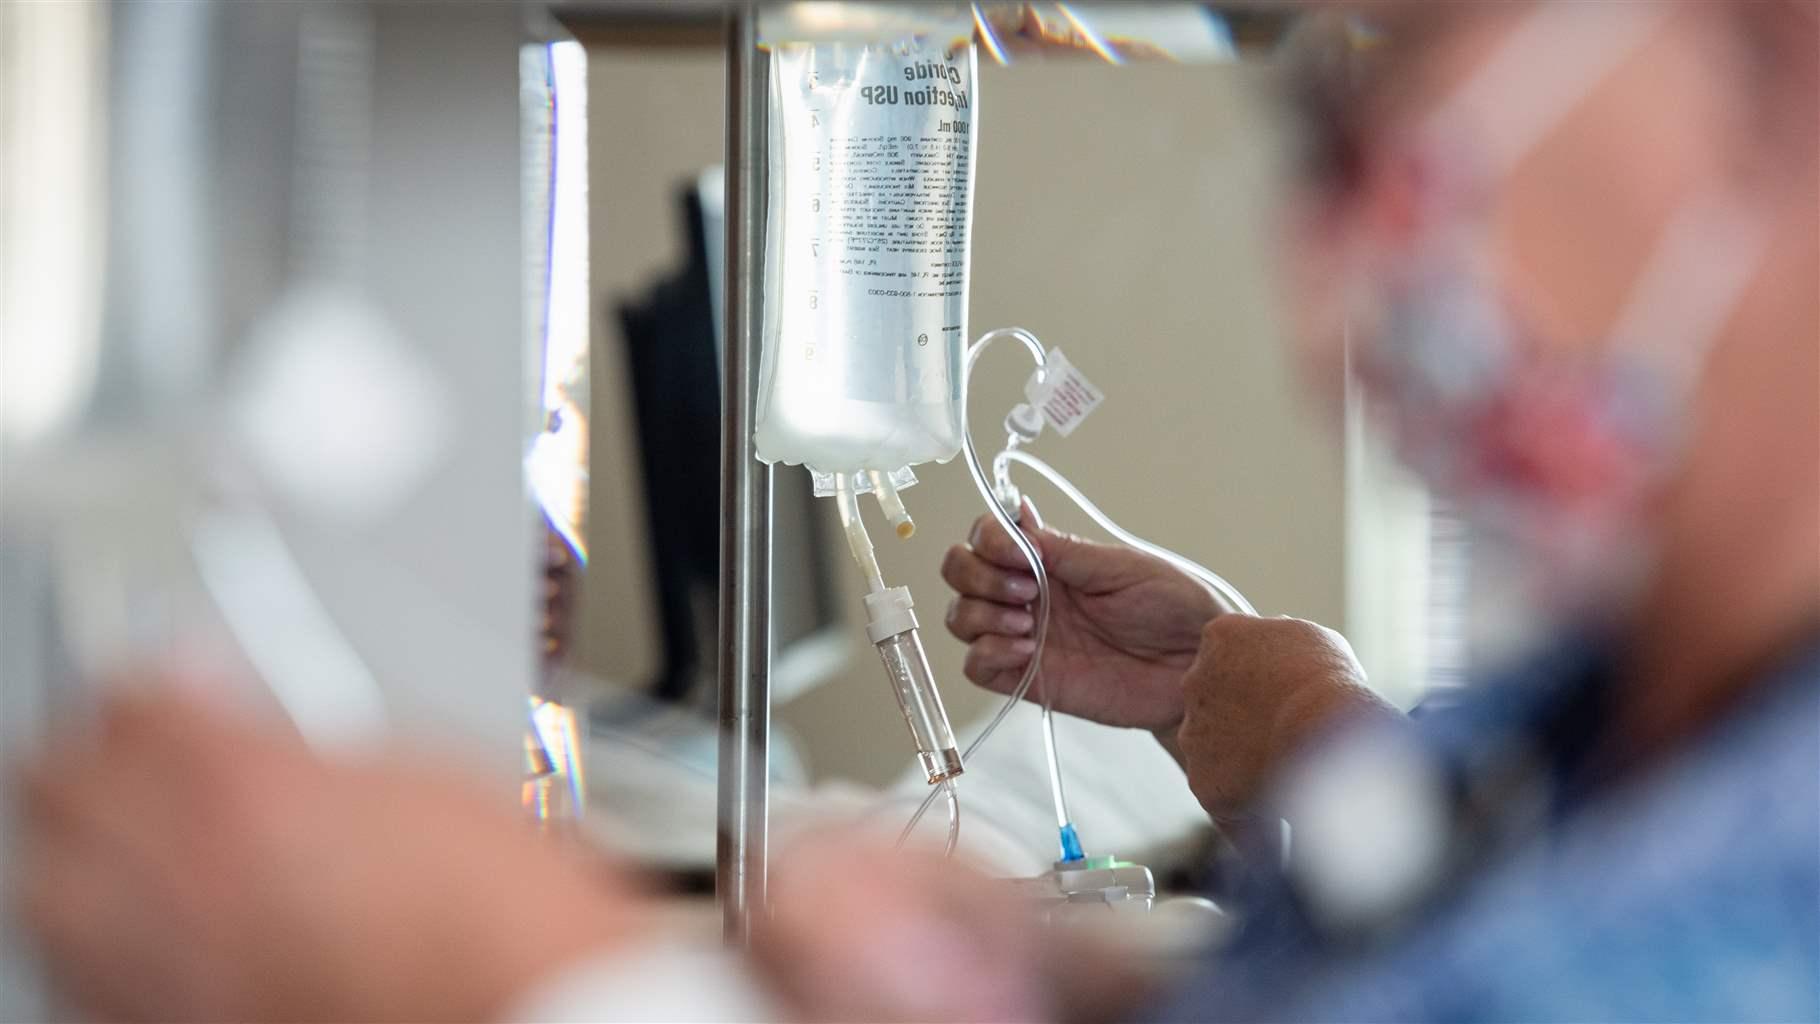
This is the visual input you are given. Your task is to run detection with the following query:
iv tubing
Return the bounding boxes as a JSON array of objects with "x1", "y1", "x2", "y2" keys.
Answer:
[
  {"x1": 898, "y1": 772, "x2": 967, "y2": 856},
  {"x1": 900, "y1": 327, "x2": 1065, "y2": 847},
  {"x1": 993, "y1": 450, "x2": 1257, "y2": 617},
  {"x1": 1039, "y1": 697, "x2": 1071, "y2": 829},
  {"x1": 942, "y1": 779, "x2": 961, "y2": 857},
  {"x1": 990, "y1": 448, "x2": 1075, "y2": 834}
]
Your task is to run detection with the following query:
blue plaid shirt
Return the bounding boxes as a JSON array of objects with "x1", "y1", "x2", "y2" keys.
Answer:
[{"x1": 1161, "y1": 631, "x2": 1820, "y2": 1023}]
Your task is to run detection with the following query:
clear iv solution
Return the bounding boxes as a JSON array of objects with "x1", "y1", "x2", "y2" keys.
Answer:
[{"x1": 755, "y1": 40, "x2": 979, "y2": 477}]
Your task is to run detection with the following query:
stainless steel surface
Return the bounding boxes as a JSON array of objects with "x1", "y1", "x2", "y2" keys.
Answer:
[{"x1": 716, "y1": 1, "x2": 772, "y2": 946}]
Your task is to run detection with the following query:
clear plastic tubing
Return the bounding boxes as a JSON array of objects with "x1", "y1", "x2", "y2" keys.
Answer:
[
  {"x1": 997, "y1": 481, "x2": 1076, "y2": 841},
  {"x1": 941, "y1": 778, "x2": 960, "y2": 857},
  {"x1": 900, "y1": 328, "x2": 1058, "y2": 848},
  {"x1": 994, "y1": 449, "x2": 1257, "y2": 617}
]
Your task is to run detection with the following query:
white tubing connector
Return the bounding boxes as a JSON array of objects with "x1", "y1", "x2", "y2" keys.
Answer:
[{"x1": 835, "y1": 473, "x2": 885, "y2": 592}]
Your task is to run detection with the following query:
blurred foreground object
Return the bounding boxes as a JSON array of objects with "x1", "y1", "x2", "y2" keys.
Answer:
[
  {"x1": 14, "y1": 692, "x2": 643, "y2": 1023},
  {"x1": 2, "y1": 4, "x2": 539, "y2": 1015}
]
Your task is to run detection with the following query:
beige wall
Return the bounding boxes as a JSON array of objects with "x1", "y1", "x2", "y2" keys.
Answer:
[
  {"x1": 580, "y1": 50, "x2": 1348, "y2": 788},
  {"x1": 784, "y1": 61, "x2": 1345, "y2": 786}
]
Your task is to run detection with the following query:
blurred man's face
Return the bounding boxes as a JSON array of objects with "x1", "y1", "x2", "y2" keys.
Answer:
[
  {"x1": 1283, "y1": 4, "x2": 1768, "y2": 525},
  {"x1": 1287, "y1": 3, "x2": 1743, "y2": 399},
  {"x1": 1270, "y1": 1, "x2": 1820, "y2": 629}
]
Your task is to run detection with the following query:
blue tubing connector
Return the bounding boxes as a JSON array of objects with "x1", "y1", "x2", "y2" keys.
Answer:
[{"x1": 1058, "y1": 822, "x2": 1085, "y2": 863}]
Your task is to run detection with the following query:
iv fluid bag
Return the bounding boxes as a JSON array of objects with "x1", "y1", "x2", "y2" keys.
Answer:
[{"x1": 755, "y1": 40, "x2": 979, "y2": 477}]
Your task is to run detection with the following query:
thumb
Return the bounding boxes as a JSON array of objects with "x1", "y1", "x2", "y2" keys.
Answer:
[{"x1": 970, "y1": 504, "x2": 1100, "y2": 585}]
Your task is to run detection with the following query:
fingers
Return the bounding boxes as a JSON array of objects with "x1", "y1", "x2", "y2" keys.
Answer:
[
  {"x1": 98, "y1": 690, "x2": 305, "y2": 799},
  {"x1": 961, "y1": 634, "x2": 1037, "y2": 689},
  {"x1": 940, "y1": 544, "x2": 1038, "y2": 605},
  {"x1": 17, "y1": 704, "x2": 218, "y2": 888},
  {"x1": 964, "y1": 512, "x2": 1114, "y2": 589},
  {"x1": 965, "y1": 511, "x2": 1046, "y2": 573},
  {"x1": 16, "y1": 753, "x2": 132, "y2": 859},
  {"x1": 941, "y1": 539, "x2": 1039, "y2": 692},
  {"x1": 944, "y1": 596, "x2": 1034, "y2": 644},
  {"x1": 14, "y1": 835, "x2": 140, "y2": 1020},
  {"x1": 14, "y1": 690, "x2": 306, "y2": 903},
  {"x1": 12, "y1": 735, "x2": 203, "y2": 1022}
]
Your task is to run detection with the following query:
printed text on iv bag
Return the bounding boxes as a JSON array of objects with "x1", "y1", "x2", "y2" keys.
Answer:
[{"x1": 825, "y1": 132, "x2": 971, "y2": 301}]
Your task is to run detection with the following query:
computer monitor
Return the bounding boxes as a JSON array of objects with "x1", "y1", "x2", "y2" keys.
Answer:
[{"x1": 607, "y1": 169, "x2": 848, "y2": 711}]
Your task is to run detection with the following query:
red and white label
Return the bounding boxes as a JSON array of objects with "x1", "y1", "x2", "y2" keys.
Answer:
[{"x1": 1027, "y1": 348, "x2": 1104, "y2": 437}]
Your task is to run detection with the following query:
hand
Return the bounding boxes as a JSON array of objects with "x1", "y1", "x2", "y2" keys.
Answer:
[
  {"x1": 941, "y1": 506, "x2": 1221, "y2": 733},
  {"x1": 1175, "y1": 615, "x2": 1398, "y2": 824},
  {"x1": 12, "y1": 689, "x2": 643, "y2": 1022}
]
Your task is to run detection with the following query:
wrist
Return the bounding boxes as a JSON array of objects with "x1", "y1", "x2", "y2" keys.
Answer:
[{"x1": 1268, "y1": 677, "x2": 1398, "y2": 760}]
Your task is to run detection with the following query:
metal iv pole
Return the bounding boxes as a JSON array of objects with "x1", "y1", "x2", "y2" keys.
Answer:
[{"x1": 716, "y1": 0, "x2": 772, "y2": 946}]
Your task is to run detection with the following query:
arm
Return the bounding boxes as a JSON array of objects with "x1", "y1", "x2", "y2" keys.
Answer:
[
  {"x1": 941, "y1": 511, "x2": 1401, "y2": 826},
  {"x1": 1175, "y1": 615, "x2": 1402, "y2": 826},
  {"x1": 12, "y1": 691, "x2": 647, "y2": 1022}
]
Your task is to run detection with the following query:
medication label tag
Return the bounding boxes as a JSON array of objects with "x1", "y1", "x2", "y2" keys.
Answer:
[{"x1": 1027, "y1": 348, "x2": 1104, "y2": 437}]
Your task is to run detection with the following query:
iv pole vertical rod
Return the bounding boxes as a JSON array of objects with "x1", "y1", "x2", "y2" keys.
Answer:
[{"x1": 717, "y1": 0, "x2": 771, "y2": 946}]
